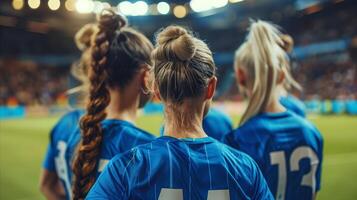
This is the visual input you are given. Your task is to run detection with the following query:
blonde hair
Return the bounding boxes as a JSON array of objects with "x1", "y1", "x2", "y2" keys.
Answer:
[
  {"x1": 235, "y1": 20, "x2": 299, "y2": 125},
  {"x1": 67, "y1": 24, "x2": 97, "y2": 96},
  {"x1": 151, "y1": 26, "x2": 215, "y2": 127}
]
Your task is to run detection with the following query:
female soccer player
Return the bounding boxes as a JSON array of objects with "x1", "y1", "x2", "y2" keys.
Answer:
[
  {"x1": 223, "y1": 20, "x2": 323, "y2": 200},
  {"x1": 67, "y1": 10, "x2": 156, "y2": 200},
  {"x1": 86, "y1": 25, "x2": 273, "y2": 200},
  {"x1": 39, "y1": 23, "x2": 95, "y2": 200}
]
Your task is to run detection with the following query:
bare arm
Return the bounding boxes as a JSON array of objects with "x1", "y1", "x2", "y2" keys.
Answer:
[{"x1": 39, "y1": 169, "x2": 66, "y2": 200}]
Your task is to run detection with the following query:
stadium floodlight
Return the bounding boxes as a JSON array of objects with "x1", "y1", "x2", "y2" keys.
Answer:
[
  {"x1": 28, "y1": 0, "x2": 41, "y2": 9},
  {"x1": 229, "y1": 0, "x2": 244, "y2": 3},
  {"x1": 173, "y1": 5, "x2": 187, "y2": 18},
  {"x1": 132, "y1": 1, "x2": 148, "y2": 16},
  {"x1": 65, "y1": 0, "x2": 75, "y2": 11},
  {"x1": 93, "y1": 1, "x2": 111, "y2": 14},
  {"x1": 157, "y1": 2, "x2": 170, "y2": 15},
  {"x1": 212, "y1": 0, "x2": 228, "y2": 8},
  {"x1": 48, "y1": 0, "x2": 61, "y2": 11},
  {"x1": 12, "y1": 0, "x2": 24, "y2": 10},
  {"x1": 76, "y1": 0, "x2": 94, "y2": 14},
  {"x1": 190, "y1": 0, "x2": 210, "y2": 12},
  {"x1": 118, "y1": 1, "x2": 133, "y2": 16},
  {"x1": 93, "y1": 1, "x2": 104, "y2": 14},
  {"x1": 190, "y1": 0, "x2": 228, "y2": 12}
]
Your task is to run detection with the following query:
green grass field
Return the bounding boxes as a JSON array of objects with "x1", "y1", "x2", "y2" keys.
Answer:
[{"x1": 0, "y1": 115, "x2": 356, "y2": 200}]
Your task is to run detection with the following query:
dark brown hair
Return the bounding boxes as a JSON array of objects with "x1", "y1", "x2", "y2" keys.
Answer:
[
  {"x1": 71, "y1": 9, "x2": 153, "y2": 200},
  {"x1": 152, "y1": 26, "x2": 216, "y2": 104}
]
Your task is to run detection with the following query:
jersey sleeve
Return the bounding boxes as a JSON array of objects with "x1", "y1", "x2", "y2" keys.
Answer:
[
  {"x1": 249, "y1": 156, "x2": 274, "y2": 200},
  {"x1": 86, "y1": 155, "x2": 128, "y2": 199},
  {"x1": 42, "y1": 124, "x2": 58, "y2": 171}
]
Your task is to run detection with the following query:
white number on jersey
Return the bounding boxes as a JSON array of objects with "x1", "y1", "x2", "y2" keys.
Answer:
[
  {"x1": 270, "y1": 146, "x2": 319, "y2": 200},
  {"x1": 158, "y1": 188, "x2": 230, "y2": 200},
  {"x1": 55, "y1": 141, "x2": 110, "y2": 200},
  {"x1": 55, "y1": 141, "x2": 72, "y2": 200}
]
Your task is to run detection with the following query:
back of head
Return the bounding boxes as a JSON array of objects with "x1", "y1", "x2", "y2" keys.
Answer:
[
  {"x1": 235, "y1": 20, "x2": 288, "y2": 125},
  {"x1": 152, "y1": 25, "x2": 215, "y2": 104},
  {"x1": 72, "y1": 9, "x2": 153, "y2": 200}
]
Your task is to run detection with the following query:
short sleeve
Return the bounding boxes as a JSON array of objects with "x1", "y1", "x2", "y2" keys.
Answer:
[
  {"x1": 42, "y1": 128, "x2": 57, "y2": 171},
  {"x1": 250, "y1": 157, "x2": 274, "y2": 200},
  {"x1": 86, "y1": 155, "x2": 127, "y2": 200}
]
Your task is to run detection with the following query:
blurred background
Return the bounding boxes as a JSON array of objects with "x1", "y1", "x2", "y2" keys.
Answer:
[{"x1": 0, "y1": 0, "x2": 356, "y2": 199}]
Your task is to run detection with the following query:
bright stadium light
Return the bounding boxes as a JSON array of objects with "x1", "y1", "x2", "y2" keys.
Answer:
[
  {"x1": 12, "y1": 0, "x2": 24, "y2": 10},
  {"x1": 212, "y1": 0, "x2": 228, "y2": 8},
  {"x1": 190, "y1": 0, "x2": 228, "y2": 12},
  {"x1": 28, "y1": 0, "x2": 41, "y2": 9},
  {"x1": 157, "y1": 2, "x2": 170, "y2": 15},
  {"x1": 48, "y1": 0, "x2": 61, "y2": 11},
  {"x1": 93, "y1": 1, "x2": 104, "y2": 14},
  {"x1": 173, "y1": 5, "x2": 187, "y2": 18},
  {"x1": 76, "y1": 0, "x2": 94, "y2": 14},
  {"x1": 65, "y1": 0, "x2": 75, "y2": 11},
  {"x1": 132, "y1": 1, "x2": 148, "y2": 16},
  {"x1": 229, "y1": 0, "x2": 244, "y2": 3},
  {"x1": 118, "y1": 1, "x2": 133, "y2": 16},
  {"x1": 190, "y1": 0, "x2": 210, "y2": 12},
  {"x1": 92, "y1": 1, "x2": 110, "y2": 14}
]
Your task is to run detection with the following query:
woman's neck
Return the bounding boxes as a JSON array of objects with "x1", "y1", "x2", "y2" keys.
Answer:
[
  {"x1": 163, "y1": 103, "x2": 207, "y2": 139},
  {"x1": 105, "y1": 88, "x2": 139, "y2": 124},
  {"x1": 264, "y1": 94, "x2": 286, "y2": 113}
]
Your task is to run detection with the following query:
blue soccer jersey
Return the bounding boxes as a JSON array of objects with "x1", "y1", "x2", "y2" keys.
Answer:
[
  {"x1": 160, "y1": 108, "x2": 233, "y2": 140},
  {"x1": 86, "y1": 136, "x2": 274, "y2": 200},
  {"x1": 223, "y1": 111, "x2": 323, "y2": 200},
  {"x1": 58, "y1": 119, "x2": 155, "y2": 199},
  {"x1": 280, "y1": 95, "x2": 306, "y2": 117},
  {"x1": 42, "y1": 109, "x2": 84, "y2": 199}
]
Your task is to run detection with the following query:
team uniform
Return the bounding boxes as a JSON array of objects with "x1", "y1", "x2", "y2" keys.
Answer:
[
  {"x1": 160, "y1": 108, "x2": 233, "y2": 140},
  {"x1": 223, "y1": 111, "x2": 323, "y2": 200},
  {"x1": 42, "y1": 109, "x2": 84, "y2": 199},
  {"x1": 56, "y1": 119, "x2": 155, "y2": 199},
  {"x1": 87, "y1": 136, "x2": 274, "y2": 200},
  {"x1": 280, "y1": 95, "x2": 306, "y2": 117}
]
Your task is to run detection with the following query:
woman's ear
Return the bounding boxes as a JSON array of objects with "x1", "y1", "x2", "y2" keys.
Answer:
[
  {"x1": 236, "y1": 68, "x2": 247, "y2": 87},
  {"x1": 138, "y1": 64, "x2": 150, "y2": 90},
  {"x1": 205, "y1": 76, "x2": 217, "y2": 100},
  {"x1": 277, "y1": 70, "x2": 285, "y2": 85}
]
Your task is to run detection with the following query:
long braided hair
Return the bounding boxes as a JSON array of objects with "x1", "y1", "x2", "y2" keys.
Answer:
[{"x1": 72, "y1": 9, "x2": 153, "y2": 200}]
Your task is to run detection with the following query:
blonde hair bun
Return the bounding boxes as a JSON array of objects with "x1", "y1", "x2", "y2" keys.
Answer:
[{"x1": 156, "y1": 26, "x2": 196, "y2": 61}]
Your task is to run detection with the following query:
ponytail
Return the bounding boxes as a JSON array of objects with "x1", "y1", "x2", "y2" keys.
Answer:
[
  {"x1": 72, "y1": 9, "x2": 126, "y2": 200},
  {"x1": 235, "y1": 20, "x2": 287, "y2": 125}
]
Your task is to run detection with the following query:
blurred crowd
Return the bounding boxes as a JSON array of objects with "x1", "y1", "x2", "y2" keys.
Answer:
[
  {"x1": 0, "y1": 59, "x2": 68, "y2": 106},
  {"x1": 295, "y1": 60, "x2": 356, "y2": 100},
  {"x1": 1, "y1": 4, "x2": 357, "y2": 106},
  {"x1": 1, "y1": 57, "x2": 355, "y2": 106},
  {"x1": 291, "y1": 6, "x2": 357, "y2": 45}
]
